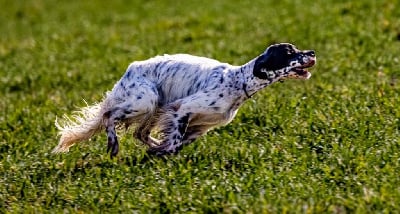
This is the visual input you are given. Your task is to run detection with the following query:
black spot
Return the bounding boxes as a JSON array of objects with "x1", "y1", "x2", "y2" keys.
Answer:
[
  {"x1": 212, "y1": 65, "x2": 227, "y2": 72},
  {"x1": 119, "y1": 82, "x2": 126, "y2": 90},
  {"x1": 137, "y1": 96, "x2": 142, "y2": 100},
  {"x1": 154, "y1": 62, "x2": 162, "y2": 73},
  {"x1": 195, "y1": 82, "x2": 201, "y2": 89},
  {"x1": 125, "y1": 71, "x2": 132, "y2": 79},
  {"x1": 103, "y1": 111, "x2": 111, "y2": 119},
  {"x1": 129, "y1": 83, "x2": 136, "y2": 88},
  {"x1": 192, "y1": 75, "x2": 199, "y2": 83},
  {"x1": 177, "y1": 124, "x2": 186, "y2": 135},
  {"x1": 219, "y1": 94, "x2": 224, "y2": 97},
  {"x1": 208, "y1": 101, "x2": 216, "y2": 106},
  {"x1": 124, "y1": 110, "x2": 132, "y2": 114},
  {"x1": 170, "y1": 69, "x2": 178, "y2": 78},
  {"x1": 177, "y1": 115, "x2": 189, "y2": 125},
  {"x1": 177, "y1": 114, "x2": 190, "y2": 134},
  {"x1": 211, "y1": 85, "x2": 218, "y2": 90},
  {"x1": 115, "y1": 115, "x2": 126, "y2": 120},
  {"x1": 219, "y1": 77, "x2": 224, "y2": 83}
]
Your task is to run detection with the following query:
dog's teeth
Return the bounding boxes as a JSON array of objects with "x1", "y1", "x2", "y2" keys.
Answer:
[{"x1": 305, "y1": 72, "x2": 312, "y2": 79}]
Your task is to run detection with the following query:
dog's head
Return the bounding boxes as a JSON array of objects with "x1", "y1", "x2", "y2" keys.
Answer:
[{"x1": 253, "y1": 43, "x2": 316, "y2": 80}]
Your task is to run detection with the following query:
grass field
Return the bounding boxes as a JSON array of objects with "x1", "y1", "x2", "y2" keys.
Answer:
[{"x1": 1, "y1": 0, "x2": 400, "y2": 212}]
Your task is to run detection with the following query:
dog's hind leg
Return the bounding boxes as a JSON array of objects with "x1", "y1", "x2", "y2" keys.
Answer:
[
  {"x1": 103, "y1": 81, "x2": 158, "y2": 158},
  {"x1": 103, "y1": 110, "x2": 119, "y2": 157},
  {"x1": 134, "y1": 118, "x2": 160, "y2": 147},
  {"x1": 148, "y1": 125, "x2": 209, "y2": 155}
]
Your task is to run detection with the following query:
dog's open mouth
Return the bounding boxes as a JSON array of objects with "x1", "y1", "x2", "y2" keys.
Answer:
[{"x1": 291, "y1": 60, "x2": 315, "y2": 79}]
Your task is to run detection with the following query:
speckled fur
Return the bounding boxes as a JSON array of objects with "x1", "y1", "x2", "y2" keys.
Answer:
[{"x1": 53, "y1": 43, "x2": 316, "y2": 157}]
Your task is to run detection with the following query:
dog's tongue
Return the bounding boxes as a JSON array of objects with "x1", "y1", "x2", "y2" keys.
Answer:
[
  {"x1": 295, "y1": 68, "x2": 308, "y2": 75},
  {"x1": 297, "y1": 68, "x2": 308, "y2": 75},
  {"x1": 295, "y1": 68, "x2": 311, "y2": 79}
]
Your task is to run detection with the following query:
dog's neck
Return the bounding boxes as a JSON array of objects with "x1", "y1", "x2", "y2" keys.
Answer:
[{"x1": 231, "y1": 58, "x2": 283, "y2": 99}]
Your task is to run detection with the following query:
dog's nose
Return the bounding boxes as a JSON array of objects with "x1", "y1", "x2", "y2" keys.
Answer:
[{"x1": 305, "y1": 50, "x2": 315, "y2": 57}]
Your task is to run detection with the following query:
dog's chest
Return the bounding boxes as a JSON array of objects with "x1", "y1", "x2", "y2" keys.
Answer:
[
  {"x1": 189, "y1": 99, "x2": 238, "y2": 126},
  {"x1": 189, "y1": 106, "x2": 239, "y2": 128}
]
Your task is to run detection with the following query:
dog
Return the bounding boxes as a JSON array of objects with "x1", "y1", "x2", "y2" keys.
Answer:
[{"x1": 53, "y1": 43, "x2": 316, "y2": 157}]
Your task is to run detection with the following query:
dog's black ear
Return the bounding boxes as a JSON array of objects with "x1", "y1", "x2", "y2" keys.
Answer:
[{"x1": 253, "y1": 51, "x2": 274, "y2": 79}]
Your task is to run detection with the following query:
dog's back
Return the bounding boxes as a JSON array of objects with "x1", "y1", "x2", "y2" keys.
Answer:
[{"x1": 120, "y1": 54, "x2": 231, "y2": 104}]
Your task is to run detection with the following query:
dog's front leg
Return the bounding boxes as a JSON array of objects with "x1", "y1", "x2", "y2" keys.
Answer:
[
  {"x1": 181, "y1": 125, "x2": 210, "y2": 146},
  {"x1": 147, "y1": 90, "x2": 228, "y2": 155},
  {"x1": 147, "y1": 111, "x2": 190, "y2": 156}
]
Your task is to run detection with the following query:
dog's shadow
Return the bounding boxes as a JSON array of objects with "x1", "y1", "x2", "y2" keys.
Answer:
[
  {"x1": 68, "y1": 152, "x2": 156, "y2": 172},
  {"x1": 67, "y1": 150, "x2": 242, "y2": 175}
]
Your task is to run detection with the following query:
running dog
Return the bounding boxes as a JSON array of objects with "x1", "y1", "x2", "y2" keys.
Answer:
[{"x1": 53, "y1": 43, "x2": 316, "y2": 157}]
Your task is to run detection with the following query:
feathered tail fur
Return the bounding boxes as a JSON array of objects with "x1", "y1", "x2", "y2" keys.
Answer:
[{"x1": 53, "y1": 102, "x2": 105, "y2": 153}]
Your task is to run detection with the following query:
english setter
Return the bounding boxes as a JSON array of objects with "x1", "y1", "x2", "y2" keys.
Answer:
[{"x1": 53, "y1": 43, "x2": 316, "y2": 157}]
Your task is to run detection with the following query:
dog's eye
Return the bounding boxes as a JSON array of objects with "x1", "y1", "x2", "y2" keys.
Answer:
[{"x1": 287, "y1": 50, "x2": 295, "y2": 55}]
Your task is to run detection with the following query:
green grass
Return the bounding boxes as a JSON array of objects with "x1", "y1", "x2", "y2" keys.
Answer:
[{"x1": 1, "y1": 0, "x2": 400, "y2": 212}]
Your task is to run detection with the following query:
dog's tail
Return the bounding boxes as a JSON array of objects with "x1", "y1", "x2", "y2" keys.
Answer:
[{"x1": 52, "y1": 102, "x2": 105, "y2": 153}]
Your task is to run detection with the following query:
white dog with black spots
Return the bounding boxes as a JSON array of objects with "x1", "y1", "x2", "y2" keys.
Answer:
[{"x1": 53, "y1": 43, "x2": 316, "y2": 157}]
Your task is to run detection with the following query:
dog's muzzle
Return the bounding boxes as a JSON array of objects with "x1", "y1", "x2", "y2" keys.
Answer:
[{"x1": 291, "y1": 50, "x2": 316, "y2": 79}]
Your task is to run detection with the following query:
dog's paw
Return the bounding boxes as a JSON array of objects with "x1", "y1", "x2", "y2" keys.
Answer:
[{"x1": 107, "y1": 139, "x2": 119, "y2": 158}]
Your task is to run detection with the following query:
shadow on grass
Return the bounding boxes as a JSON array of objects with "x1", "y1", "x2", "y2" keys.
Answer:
[{"x1": 68, "y1": 149, "x2": 249, "y2": 172}]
